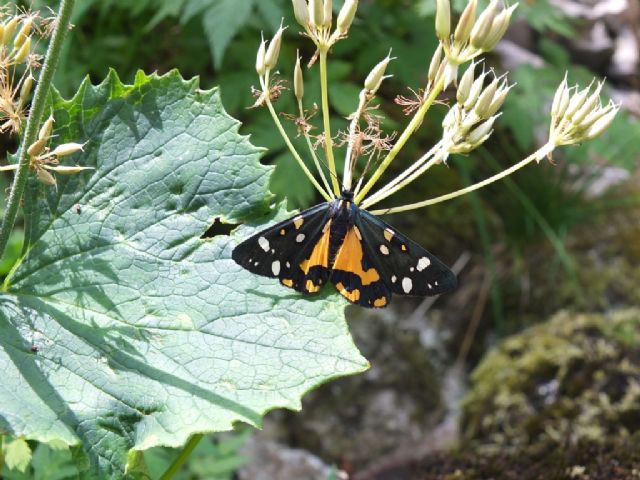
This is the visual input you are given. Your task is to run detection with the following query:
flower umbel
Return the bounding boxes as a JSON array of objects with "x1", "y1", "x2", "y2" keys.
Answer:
[{"x1": 248, "y1": 0, "x2": 619, "y2": 216}]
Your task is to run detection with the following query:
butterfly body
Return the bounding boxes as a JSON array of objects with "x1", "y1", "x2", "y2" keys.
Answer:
[{"x1": 233, "y1": 190, "x2": 457, "y2": 308}]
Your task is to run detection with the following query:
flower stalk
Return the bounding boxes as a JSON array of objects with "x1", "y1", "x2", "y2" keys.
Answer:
[
  {"x1": 250, "y1": 0, "x2": 617, "y2": 223},
  {"x1": 0, "y1": 0, "x2": 76, "y2": 260}
]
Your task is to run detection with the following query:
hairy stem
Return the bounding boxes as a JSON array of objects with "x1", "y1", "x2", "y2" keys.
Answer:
[
  {"x1": 262, "y1": 73, "x2": 332, "y2": 201},
  {"x1": 319, "y1": 49, "x2": 340, "y2": 196},
  {"x1": 159, "y1": 434, "x2": 204, "y2": 480},
  {"x1": 370, "y1": 142, "x2": 555, "y2": 215},
  {"x1": 355, "y1": 75, "x2": 446, "y2": 203},
  {"x1": 0, "y1": 0, "x2": 76, "y2": 260}
]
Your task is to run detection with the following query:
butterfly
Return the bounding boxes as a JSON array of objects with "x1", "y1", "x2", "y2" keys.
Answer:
[{"x1": 232, "y1": 189, "x2": 457, "y2": 308}]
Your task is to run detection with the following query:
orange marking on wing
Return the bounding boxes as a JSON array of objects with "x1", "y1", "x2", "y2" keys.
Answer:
[
  {"x1": 282, "y1": 278, "x2": 294, "y2": 287},
  {"x1": 401, "y1": 244, "x2": 407, "y2": 251},
  {"x1": 373, "y1": 297, "x2": 387, "y2": 307},
  {"x1": 305, "y1": 280, "x2": 321, "y2": 292},
  {"x1": 299, "y1": 220, "x2": 331, "y2": 274},
  {"x1": 332, "y1": 227, "x2": 380, "y2": 286},
  {"x1": 335, "y1": 282, "x2": 361, "y2": 302},
  {"x1": 279, "y1": 229, "x2": 285, "y2": 236}
]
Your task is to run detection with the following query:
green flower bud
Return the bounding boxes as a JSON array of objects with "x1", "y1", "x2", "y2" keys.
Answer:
[
  {"x1": 364, "y1": 53, "x2": 393, "y2": 93},
  {"x1": 454, "y1": 0, "x2": 477, "y2": 45},
  {"x1": 50, "y1": 142, "x2": 86, "y2": 157},
  {"x1": 323, "y1": 0, "x2": 332, "y2": 28},
  {"x1": 457, "y1": 62, "x2": 476, "y2": 105},
  {"x1": 39, "y1": 115, "x2": 55, "y2": 141},
  {"x1": 294, "y1": 53, "x2": 304, "y2": 100},
  {"x1": 36, "y1": 167, "x2": 56, "y2": 186},
  {"x1": 428, "y1": 44, "x2": 443, "y2": 84},
  {"x1": 584, "y1": 106, "x2": 619, "y2": 140},
  {"x1": 256, "y1": 37, "x2": 267, "y2": 75},
  {"x1": 435, "y1": 0, "x2": 451, "y2": 41},
  {"x1": 481, "y1": 4, "x2": 517, "y2": 51},
  {"x1": 2, "y1": 17, "x2": 19, "y2": 46},
  {"x1": 44, "y1": 165, "x2": 94, "y2": 175},
  {"x1": 13, "y1": 36, "x2": 31, "y2": 64},
  {"x1": 474, "y1": 77, "x2": 499, "y2": 118},
  {"x1": 337, "y1": 0, "x2": 358, "y2": 35},
  {"x1": 14, "y1": 18, "x2": 33, "y2": 48},
  {"x1": 265, "y1": 25, "x2": 285, "y2": 70},
  {"x1": 309, "y1": 0, "x2": 325, "y2": 29},
  {"x1": 470, "y1": 0, "x2": 498, "y2": 50},
  {"x1": 27, "y1": 138, "x2": 47, "y2": 157},
  {"x1": 292, "y1": 0, "x2": 309, "y2": 28}
]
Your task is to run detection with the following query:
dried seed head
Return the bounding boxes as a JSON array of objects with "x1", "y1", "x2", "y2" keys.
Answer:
[
  {"x1": 292, "y1": 0, "x2": 309, "y2": 28},
  {"x1": 39, "y1": 115, "x2": 55, "y2": 141},
  {"x1": 435, "y1": 0, "x2": 451, "y2": 41},
  {"x1": 294, "y1": 52, "x2": 304, "y2": 100},
  {"x1": 50, "y1": 142, "x2": 85, "y2": 157},
  {"x1": 256, "y1": 36, "x2": 267, "y2": 75},
  {"x1": 470, "y1": 0, "x2": 498, "y2": 50},
  {"x1": 337, "y1": 0, "x2": 358, "y2": 35},
  {"x1": 454, "y1": 0, "x2": 477, "y2": 45},
  {"x1": 265, "y1": 24, "x2": 285, "y2": 70},
  {"x1": 36, "y1": 167, "x2": 56, "y2": 186},
  {"x1": 309, "y1": 0, "x2": 325, "y2": 29},
  {"x1": 364, "y1": 52, "x2": 394, "y2": 94}
]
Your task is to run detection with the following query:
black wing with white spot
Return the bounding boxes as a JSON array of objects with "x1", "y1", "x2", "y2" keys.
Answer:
[
  {"x1": 355, "y1": 209, "x2": 457, "y2": 297},
  {"x1": 232, "y1": 203, "x2": 333, "y2": 294}
]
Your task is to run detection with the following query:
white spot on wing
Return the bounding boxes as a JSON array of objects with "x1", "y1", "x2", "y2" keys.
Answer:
[
  {"x1": 296, "y1": 233, "x2": 306, "y2": 243},
  {"x1": 402, "y1": 277, "x2": 412, "y2": 293},
  {"x1": 391, "y1": 275, "x2": 397, "y2": 283},
  {"x1": 271, "y1": 260, "x2": 281, "y2": 276},
  {"x1": 258, "y1": 237, "x2": 269, "y2": 252},
  {"x1": 379, "y1": 244, "x2": 389, "y2": 255},
  {"x1": 417, "y1": 257, "x2": 431, "y2": 271}
]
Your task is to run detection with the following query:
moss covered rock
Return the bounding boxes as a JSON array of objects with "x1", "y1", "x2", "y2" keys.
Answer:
[{"x1": 461, "y1": 309, "x2": 640, "y2": 455}]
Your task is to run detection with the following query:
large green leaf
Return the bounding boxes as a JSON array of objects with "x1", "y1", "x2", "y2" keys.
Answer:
[{"x1": 0, "y1": 70, "x2": 367, "y2": 478}]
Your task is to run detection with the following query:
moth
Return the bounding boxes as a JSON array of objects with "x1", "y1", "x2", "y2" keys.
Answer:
[{"x1": 232, "y1": 189, "x2": 457, "y2": 308}]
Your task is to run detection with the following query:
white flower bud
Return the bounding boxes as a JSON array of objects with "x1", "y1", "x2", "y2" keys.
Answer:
[
  {"x1": 256, "y1": 37, "x2": 267, "y2": 75},
  {"x1": 454, "y1": 0, "x2": 477, "y2": 45},
  {"x1": 364, "y1": 52, "x2": 394, "y2": 93},
  {"x1": 50, "y1": 142, "x2": 86, "y2": 157},
  {"x1": 292, "y1": 0, "x2": 309, "y2": 28},
  {"x1": 584, "y1": 106, "x2": 619, "y2": 140},
  {"x1": 39, "y1": 115, "x2": 55, "y2": 141},
  {"x1": 337, "y1": 0, "x2": 358, "y2": 35},
  {"x1": 265, "y1": 25, "x2": 285, "y2": 70},
  {"x1": 309, "y1": 0, "x2": 325, "y2": 29},
  {"x1": 323, "y1": 0, "x2": 332, "y2": 28},
  {"x1": 36, "y1": 167, "x2": 56, "y2": 186},
  {"x1": 294, "y1": 53, "x2": 304, "y2": 100},
  {"x1": 457, "y1": 62, "x2": 476, "y2": 105},
  {"x1": 470, "y1": 0, "x2": 498, "y2": 49},
  {"x1": 435, "y1": 0, "x2": 451, "y2": 41}
]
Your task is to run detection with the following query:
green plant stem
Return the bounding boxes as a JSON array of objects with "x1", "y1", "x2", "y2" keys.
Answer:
[
  {"x1": 355, "y1": 75, "x2": 446, "y2": 203},
  {"x1": 160, "y1": 434, "x2": 204, "y2": 480},
  {"x1": 298, "y1": 99, "x2": 332, "y2": 195},
  {"x1": 261, "y1": 72, "x2": 332, "y2": 201},
  {"x1": 0, "y1": 0, "x2": 75, "y2": 261},
  {"x1": 319, "y1": 49, "x2": 340, "y2": 196},
  {"x1": 370, "y1": 142, "x2": 555, "y2": 215}
]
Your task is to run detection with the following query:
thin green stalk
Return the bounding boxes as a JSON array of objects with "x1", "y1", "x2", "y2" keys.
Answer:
[
  {"x1": 360, "y1": 142, "x2": 444, "y2": 209},
  {"x1": 370, "y1": 142, "x2": 555, "y2": 215},
  {"x1": 160, "y1": 434, "x2": 204, "y2": 480},
  {"x1": 355, "y1": 75, "x2": 445, "y2": 203},
  {"x1": 0, "y1": 0, "x2": 76, "y2": 260},
  {"x1": 261, "y1": 73, "x2": 332, "y2": 201},
  {"x1": 298, "y1": 99, "x2": 332, "y2": 196},
  {"x1": 319, "y1": 49, "x2": 340, "y2": 196}
]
